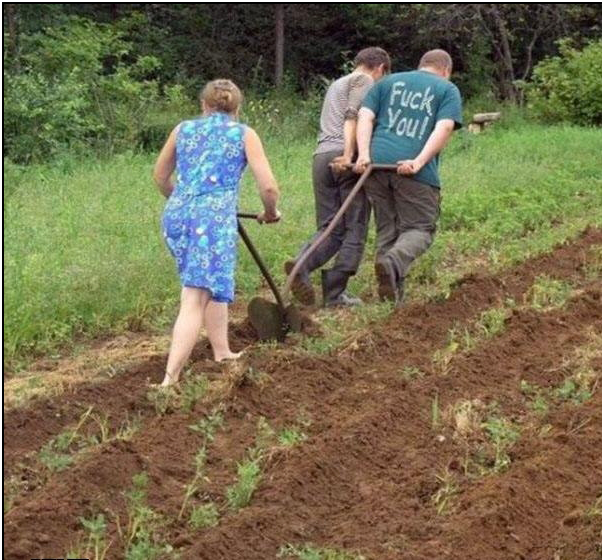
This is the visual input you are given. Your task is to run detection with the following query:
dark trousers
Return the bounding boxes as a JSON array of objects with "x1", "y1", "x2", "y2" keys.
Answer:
[
  {"x1": 299, "y1": 150, "x2": 370, "y2": 275},
  {"x1": 365, "y1": 170, "x2": 440, "y2": 281}
]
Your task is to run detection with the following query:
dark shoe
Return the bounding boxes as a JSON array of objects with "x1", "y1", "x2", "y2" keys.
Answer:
[
  {"x1": 284, "y1": 259, "x2": 315, "y2": 305},
  {"x1": 374, "y1": 256, "x2": 398, "y2": 302},
  {"x1": 322, "y1": 269, "x2": 351, "y2": 307},
  {"x1": 324, "y1": 291, "x2": 363, "y2": 307}
]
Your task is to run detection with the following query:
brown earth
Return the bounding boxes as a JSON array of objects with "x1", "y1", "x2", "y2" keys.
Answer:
[{"x1": 3, "y1": 228, "x2": 602, "y2": 560}]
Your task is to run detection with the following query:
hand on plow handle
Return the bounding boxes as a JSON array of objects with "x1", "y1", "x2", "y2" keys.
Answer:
[{"x1": 237, "y1": 211, "x2": 281, "y2": 224}]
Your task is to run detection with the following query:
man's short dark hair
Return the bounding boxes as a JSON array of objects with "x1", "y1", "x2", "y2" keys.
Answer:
[
  {"x1": 354, "y1": 47, "x2": 391, "y2": 74},
  {"x1": 418, "y1": 49, "x2": 453, "y2": 72}
]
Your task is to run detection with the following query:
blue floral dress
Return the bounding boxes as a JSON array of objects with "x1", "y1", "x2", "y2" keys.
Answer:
[{"x1": 162, "y1": 112, "x2": 247, "y2": 303}]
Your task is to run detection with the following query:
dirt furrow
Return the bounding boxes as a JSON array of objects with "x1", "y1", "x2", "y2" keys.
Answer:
[
  {"x1": 3, "y1": 229, "x2": 601, "y2": 560},
  {"x1": 6, "y1": 282, "x2": 597, "y2": 559},
  {"x1": 4, "y1": 228, "x2": 600, "y2": 470},
  {"x1": 2, "y1": 322, "x2": 257, "y2": 476},
  {"x1": 176, "y1": 286, "x2": 601, "y2": 559}
]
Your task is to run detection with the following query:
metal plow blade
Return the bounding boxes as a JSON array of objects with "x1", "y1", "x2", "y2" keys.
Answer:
[{"x1": 247, "y1": 297, "x2": 303, "y2": 342}]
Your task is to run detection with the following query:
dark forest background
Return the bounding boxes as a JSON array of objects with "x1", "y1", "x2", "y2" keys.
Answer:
[{"x1": 4, "y1": 3, "x2": 602, "y2": 162}]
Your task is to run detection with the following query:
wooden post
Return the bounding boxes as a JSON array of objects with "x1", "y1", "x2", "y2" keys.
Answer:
[{"x1": 274, "y1": 4, "x2": 284, "y2": 87}]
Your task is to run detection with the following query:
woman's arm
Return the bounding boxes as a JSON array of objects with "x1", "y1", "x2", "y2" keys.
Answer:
[
  {"x1": 153, "y1": 127, "x2": 178, "y2": 198},
  {"x1": 244, "y1": 127, "x2": 281, "y2": 223}
]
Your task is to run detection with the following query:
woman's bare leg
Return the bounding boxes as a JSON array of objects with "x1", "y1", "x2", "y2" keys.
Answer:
[
  {"x1": 161, "y1": 287, "x2": 209, "y2": 386},
  {"x1": 204, "y1": 300, "x2": 242, "y2": 362}
]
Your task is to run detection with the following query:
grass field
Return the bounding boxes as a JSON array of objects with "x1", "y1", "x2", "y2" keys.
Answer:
[
  {"x1": 4, "y1": 99, "x2": 602, "y2": 560},
  {"x1": 4, "y1": 112, "x2": 602, "y2": 369}
]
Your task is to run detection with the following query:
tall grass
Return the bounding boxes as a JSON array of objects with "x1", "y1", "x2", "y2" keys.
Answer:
[{"x1": 4, "y1": 103, "x2": 602, "y2": 368}]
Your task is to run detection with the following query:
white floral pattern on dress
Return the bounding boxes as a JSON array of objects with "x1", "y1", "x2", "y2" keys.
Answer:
[{"x1": 162, "y1": 113, "x2": 247, "y2": 303}]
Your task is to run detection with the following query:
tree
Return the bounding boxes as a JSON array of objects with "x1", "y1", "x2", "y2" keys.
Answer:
[{"x1": 274, "y1": 4, "x2": 284, "y2": 86}]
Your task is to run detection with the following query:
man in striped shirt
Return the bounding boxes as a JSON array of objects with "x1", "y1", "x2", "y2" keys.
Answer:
[{"x1": 285, "y1": 47, "x2": 391, "y2": 307}]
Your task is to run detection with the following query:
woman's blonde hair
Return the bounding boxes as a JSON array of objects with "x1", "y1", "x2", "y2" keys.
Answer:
[{"x1": 201, "y1": 79, "x2": 243, "y2": 114}]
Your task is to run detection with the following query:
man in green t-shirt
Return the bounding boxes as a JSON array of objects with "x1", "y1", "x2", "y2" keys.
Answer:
[{"x1": 355, "y1": 49, "x2": 462, "y2": 305}]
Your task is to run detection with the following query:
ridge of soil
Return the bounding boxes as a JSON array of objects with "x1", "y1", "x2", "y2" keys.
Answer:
[{"x1": 3, "y1": 228, "x2": 601, "y2": 560}]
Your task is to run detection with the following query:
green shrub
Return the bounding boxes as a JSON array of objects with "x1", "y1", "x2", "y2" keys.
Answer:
[
  {"x1": 3, "y1": 16, "x2": 161, "y2": 162},
  {"x1": 527, "y1": 39, "x2": 602, "y2": 126}
]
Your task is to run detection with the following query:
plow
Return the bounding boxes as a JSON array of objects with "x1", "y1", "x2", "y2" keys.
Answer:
[{"x1": 238, "y1": 163, "x2": 397, "y2": 341}]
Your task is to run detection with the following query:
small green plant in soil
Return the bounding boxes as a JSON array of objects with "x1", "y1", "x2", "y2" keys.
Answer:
[
  {"x1": 255, "y1": 416, "x2": 277, "y2": 451},
  {"x1": 520, "y1": 379, "x2": 540, "y2": 396},
  {"x1": 301, "y1": 311, "x2": 346, "y2": 355},
  {"x1": 477, "y1": 306, "x2": 509, "y2": 338},
  {"x1": 528, "y1": 394, "x2": 550, "y2": 417},
  {"x1": 89, "y1": 412, "x2": 112, "y2": 443},
  {"x1": 38, "y1": 405, "x2": 93, "y2": 471},
  {"x1": 482, "y1": 415, "x2": 521, "y2": 473},
  {"x1": 88, "y1": 411, "x2": 142, "y2": 444},
  {"x1": 278, "y1": 426, "x2": 307, "y2": 447},
  {"x1": 553, "y1": 378, "x2": 592, "y2": 404},
  {"x1": 66, "y1": 513, "x2": 111, "y2": 560},
  {"x1": 181, "y1": 409, "x2": 225, "y2": 521},
  {"x1": 40, "y1": 407, "x2": 142, "y2": 472},
  {"x1": 460, "y1": 325, "x2": 477, "y2": 353},
  {"x1": 179, "y1": 374, "x2": 209, "y2": 412},
  {"x1": 557, "y1": 329, "x2": 602, "y2": 403},
  {"x1": 146, "y1": 373, "x2": 208, "y2": 415},
  {"x1": 146, "y1": 385, "x2": 178, "y2": 415},
  {"x1": 432, "y1": 328, "x2": 461, "y2": 375},
  {"x1": 188, "y1": 408, "x2": 224, "y2": 443},
  {"x1": 431, "y1": 468, "x2": 460, "y2": 515},
  {"x1": 120, "y1": 472, "x2": 176, "y2": 560},
  {"x1": 302, "y1": 333, "x2": 343, "y2": 356},
  {"x1": 301, "y1": 303, "x2": 393, "y2": 356},
  {"x1": 4, "y1": 488, "x2": 16, "y2": 514},
  {"x1": 527, "y1": 275, "x2": 572, "y2": 310},
  {"x1": 226, "y1": 458, "x2": 262, "y2": 511},
  {"x1": 189, "y1": 502, "x2": 219, "y2": 530},
  {"x1": 178, "y1": 448, "x2": 208, "y2": 520},
  {"x1": 353, "y1": 301, "x2": 394, "y2": 325},
  {"x1": 226, "y1": 414, "x2": 299, "y2": 511},
  {"x1": 520, "y1": 380, "x2": 549, "y2": 417},
  {"x1": 39, "y1": 440, "x2": 76, "y2": 472},
  {"x1": 278, "y1": 543, "x2": 366, "y2": 560}
]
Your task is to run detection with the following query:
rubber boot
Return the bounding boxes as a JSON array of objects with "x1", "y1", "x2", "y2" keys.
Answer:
[
  {"x1": 284, "y1": 259, "x2": 315, "y2": 305},
  {"x1": 321, "y1": 269, "x2": 363, "y2": 307},
  {"x1": 374, "y1": 256, "x2": 398, "y2": 303},
  {"x1": 375, "y1": 256, "x2": 405, "y2": 307}
]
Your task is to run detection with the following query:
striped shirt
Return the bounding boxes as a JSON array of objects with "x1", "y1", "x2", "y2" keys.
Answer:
[{"x1": 315, "y1": 71, "x2": 374, "y2": 155}]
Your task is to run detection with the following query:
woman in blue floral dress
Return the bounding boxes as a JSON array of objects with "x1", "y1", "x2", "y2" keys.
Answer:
[{"x1": 153, "y1": 79, "x2": 281, "y2": 386}]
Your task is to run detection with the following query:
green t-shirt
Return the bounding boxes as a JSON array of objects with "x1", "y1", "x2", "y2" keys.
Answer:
[{"x1": 362, "y1": 70, "x2": 463, "y2": 187}]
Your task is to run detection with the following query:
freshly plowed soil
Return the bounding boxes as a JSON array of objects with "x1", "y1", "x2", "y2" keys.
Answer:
[{"x1": 4, "y1": 229, "x2": 602, "y2": 560}]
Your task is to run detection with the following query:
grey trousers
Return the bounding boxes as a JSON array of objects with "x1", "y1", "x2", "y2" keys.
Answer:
[
  {"x1": 298, "y1": 150, "x2": 370, "y2": 275},
  {"x1": 365, "y1": 170, "x2": 440, "y2": 282}
]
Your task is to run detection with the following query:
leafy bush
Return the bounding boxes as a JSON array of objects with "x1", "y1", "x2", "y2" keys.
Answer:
[
  {"x1": 527, "y1": 39, "x2": 602, "y2": 126},
  {"x1": 3, "y1": 13, "x2": 323, "y2": 161},
  {"x1": 3, "y1": 16, "x2": 161, "y2": 162}
]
